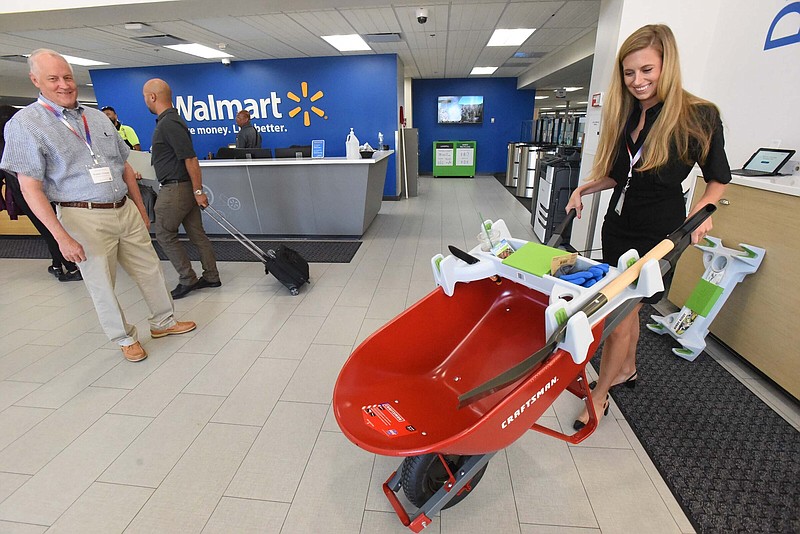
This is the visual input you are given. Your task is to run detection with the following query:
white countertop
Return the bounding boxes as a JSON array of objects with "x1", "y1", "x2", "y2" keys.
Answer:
[
  {"x1": 200, "y1": 150, "x2": 393, "y2": 167},
  {"x1": 730, "y1": 172, "x2": 800, "y2": 197}
]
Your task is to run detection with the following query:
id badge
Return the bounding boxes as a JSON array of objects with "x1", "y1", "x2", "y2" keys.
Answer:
[
  {"x1": 614, "y1": 189, "x2": 625, "y2": 215},
  {"x1": 88, "y1": 165, "x2": 113, "y2": 184},
  {"x1": 87, "y1": 154, "x2": 112, "y2": 184}
]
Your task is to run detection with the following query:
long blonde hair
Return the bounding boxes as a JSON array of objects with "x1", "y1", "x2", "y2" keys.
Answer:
[{"x1": 588, "y1": 24, "x2": 719, "y2": 181}]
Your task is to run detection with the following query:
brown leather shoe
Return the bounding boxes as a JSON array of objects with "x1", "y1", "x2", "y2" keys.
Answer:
[
  {"x1": 121, "y1": 342, "x2": 147, "y2": 362},
  {"x1": 150, "y1": 320, "x2": 197, "y2": 338}
]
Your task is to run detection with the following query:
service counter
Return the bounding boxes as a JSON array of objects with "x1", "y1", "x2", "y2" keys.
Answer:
[{"x1": 198, "y1": 150, "x2": 393, "y2": 237}]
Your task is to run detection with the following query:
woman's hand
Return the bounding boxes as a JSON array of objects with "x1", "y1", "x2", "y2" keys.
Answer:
[
  {"x1": 691, "y1": 217, "x2": 712, "y2": 244},
  {"x1": 566, "y1": 188, "x2": 584, "y2": 219}
]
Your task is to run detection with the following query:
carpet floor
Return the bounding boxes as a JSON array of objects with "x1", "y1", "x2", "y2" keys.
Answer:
[
  {"x1": 590, "y1": 305, "x2": 799, "y2": 533},
  {"x1": 0, "y1": 236, "x2": 361, "y2": 264}
]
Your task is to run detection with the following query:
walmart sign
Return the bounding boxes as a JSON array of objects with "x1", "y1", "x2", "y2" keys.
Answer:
[{"x1": 91, "y1": 54, "x2": 400, "y2": 196}]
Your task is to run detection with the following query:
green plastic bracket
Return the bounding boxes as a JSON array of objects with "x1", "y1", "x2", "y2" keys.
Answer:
[
  {"x1": 674, "y1": 348, "x2": 694, "y2": 356},
  {"x1": 739, "y1": 245, "x2": 758, "y2": 259},
  {"x1": 702, "y1": 237, "x2": 716, "y2": 247},
  {"x1": 555, "y1": 308, "x2": 568, "y2": 326},
  {"x1": 434, "y1": 256, "x2": 443, "y2": 273},
  {"x1": 626, "y1": 257, "x2": 637, "y2": 268},
  {"x1": 685, "y1": 278, "x2": 724, "y2": 317},
  {"x1": 648, "y1": 323, "x2": 666, "y2": 331}
]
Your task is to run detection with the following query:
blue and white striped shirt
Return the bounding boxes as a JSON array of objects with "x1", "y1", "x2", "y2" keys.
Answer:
[{"x1": 0, "y1": 94, "x2": 130, "y2": 203}]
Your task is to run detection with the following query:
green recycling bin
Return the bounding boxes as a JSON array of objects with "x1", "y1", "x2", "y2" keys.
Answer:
[{"x1": 433, "y1": 140, "x2": 476, "y2": 177}]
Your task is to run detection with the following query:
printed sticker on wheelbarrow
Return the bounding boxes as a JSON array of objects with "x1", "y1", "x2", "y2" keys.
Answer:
[{"x1": 362, "y1": 403, "x2": 417, "y2": 438}]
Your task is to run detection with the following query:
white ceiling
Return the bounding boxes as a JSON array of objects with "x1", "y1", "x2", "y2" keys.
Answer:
[{"x1": 0, "y1": 0, "x2": 598, "y2": 109}]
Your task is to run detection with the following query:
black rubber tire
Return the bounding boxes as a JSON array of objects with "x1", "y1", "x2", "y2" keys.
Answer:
[{"x1": 400, "y1": 454, "x2": 488, "y2": 510}]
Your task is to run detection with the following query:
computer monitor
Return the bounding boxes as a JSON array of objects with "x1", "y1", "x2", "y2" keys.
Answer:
[
  {"x1": 216, "y1": 147, "x2": 272, "y2": 159},
  {"x1": 275, "y1": 145, "x2": 312, "y2": 158}
]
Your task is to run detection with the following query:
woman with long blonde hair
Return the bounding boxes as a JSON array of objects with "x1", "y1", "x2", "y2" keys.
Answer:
[{"x1": 566, "y1": 24, "x2": 731, "y2": 429}]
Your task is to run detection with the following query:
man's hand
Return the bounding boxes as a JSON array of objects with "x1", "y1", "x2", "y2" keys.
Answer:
[
  {"x1": 195, "y1": 192, "x2": 209, "y2": 208},
  {"x1": 59, "y1": 234, "x2": 87, "y2": 263}
]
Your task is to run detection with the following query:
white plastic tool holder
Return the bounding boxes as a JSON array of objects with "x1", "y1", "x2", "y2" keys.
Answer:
[
  {"x1": 646, "y1": 236, "x2": 765, "y2": 361},
  {"x1": 431, "y1": 219, "x2": 666, "y2": 366}
]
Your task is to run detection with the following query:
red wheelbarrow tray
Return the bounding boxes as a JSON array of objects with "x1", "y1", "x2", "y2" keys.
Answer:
[{"x1": 333, "y1": 276, "x2": 604, "y2": 457}]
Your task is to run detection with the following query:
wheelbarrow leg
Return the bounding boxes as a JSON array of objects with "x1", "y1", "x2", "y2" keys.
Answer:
[
  {"x1": 531, "y1": 367, "x2": 600, "y2": 444},
  {"x1": 383, "y1": 453, "x2": 497, "y2": 532}
]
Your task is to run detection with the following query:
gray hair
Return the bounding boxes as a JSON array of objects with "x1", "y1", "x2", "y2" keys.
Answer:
[{"x1": 28, "y1": 48, "x2": 73, "y2": 76}]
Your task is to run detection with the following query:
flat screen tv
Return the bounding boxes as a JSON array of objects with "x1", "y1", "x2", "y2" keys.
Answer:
[{"x1": 437, "y1": 96, "x2": 484, "y2": 124}]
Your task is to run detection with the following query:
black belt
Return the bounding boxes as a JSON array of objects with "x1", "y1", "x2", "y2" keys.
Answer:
[
  {"x1": 160, "y1": 179, "x2": 189, "y2": 185},
  {"x1": 57, "y1": 197, "x2": 127, "y2": 209}
]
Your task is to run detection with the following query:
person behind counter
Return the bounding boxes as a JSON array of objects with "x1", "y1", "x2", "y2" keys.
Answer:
[
  {"x1": 565, "y1": 24, "x2": 731, "y2": 430},
  {"x1": 101, "y1": 106, "x2": 141, "y2": 151},
  {"x1": 235, "y1": 110, "x2": 262, "y2": 149}
]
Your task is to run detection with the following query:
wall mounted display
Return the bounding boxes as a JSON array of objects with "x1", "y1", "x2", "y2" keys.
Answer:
[{"x1": 437, "y1": 96, "x2": 484, "y2": 124}]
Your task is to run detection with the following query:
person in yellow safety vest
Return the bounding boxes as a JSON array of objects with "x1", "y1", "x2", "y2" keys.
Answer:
[{"x1": 101, "y1": 106, "x2": 141, "y2": 150}]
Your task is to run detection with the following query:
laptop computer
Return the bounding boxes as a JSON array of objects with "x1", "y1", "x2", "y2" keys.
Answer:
[{"x1": 730, "y1": 148, "x2": 795, "y2": 176}]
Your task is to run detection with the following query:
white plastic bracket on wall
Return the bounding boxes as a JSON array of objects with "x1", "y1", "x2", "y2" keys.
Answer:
[{"x1": 646, "y1": 236, "x2": 765, "y2": 361}]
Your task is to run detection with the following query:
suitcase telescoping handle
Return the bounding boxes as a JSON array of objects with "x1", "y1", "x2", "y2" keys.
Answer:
[{"x1": 201, "y1": 205, "x2": 272, "y2": 264}]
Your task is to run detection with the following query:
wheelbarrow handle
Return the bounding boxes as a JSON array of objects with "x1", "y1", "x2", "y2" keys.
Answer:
[{"x1": 457, "y1": 204, "x2": 716, "y2": 409}]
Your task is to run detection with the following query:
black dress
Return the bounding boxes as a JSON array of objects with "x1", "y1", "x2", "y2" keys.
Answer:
[{"x1": 602, "y1": 101, "x2": 732, "y2": 302}]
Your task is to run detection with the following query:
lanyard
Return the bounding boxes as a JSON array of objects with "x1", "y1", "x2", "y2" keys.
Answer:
[
  {"x1": 615, "y1": 139, "x2": 644, "y2": 216},
  {"x1": 38, "y1": 99, "x2": 96, "y2": 159},
  {"x1": 625, "y1": 142, "x2": 643, "y2": 179}
]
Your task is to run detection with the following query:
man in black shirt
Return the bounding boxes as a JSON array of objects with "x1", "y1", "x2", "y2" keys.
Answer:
[
  {"x1": 235, "y1": 110, "x2": 262, "y2": 149},
  {"x1": 143, "y1": 78, "x2": 220, "y2": 299}
]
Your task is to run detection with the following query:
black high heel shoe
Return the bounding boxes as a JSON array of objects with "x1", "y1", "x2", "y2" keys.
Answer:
[
  {"x1": 573, "y1": 395, "x2": 610, "y2": 431},
  {"x1": 589, "y1": 371, "x2": 637, "y2": 391}
]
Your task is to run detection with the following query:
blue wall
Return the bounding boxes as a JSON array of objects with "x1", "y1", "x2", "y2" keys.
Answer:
[
  {"x1": 412, "y1": 78, "x2": 535, "y2": 174},
  {"x1": 90, "y1": 55, "x2": 401, "y2": 196}
]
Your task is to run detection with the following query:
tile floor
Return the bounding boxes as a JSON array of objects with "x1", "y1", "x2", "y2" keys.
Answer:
[{"x1": 0, "y1": 175, "x2": 797, "y2": 533}]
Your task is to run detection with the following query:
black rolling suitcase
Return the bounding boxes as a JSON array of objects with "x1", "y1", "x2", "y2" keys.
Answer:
[{"x1": 202, "y1": 205, "x2": 309, "y2": 295}]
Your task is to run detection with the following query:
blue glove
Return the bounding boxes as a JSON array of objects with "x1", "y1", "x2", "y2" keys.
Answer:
[{"x1": 558, "y1": 263, "x2": 609, "y2": 287}]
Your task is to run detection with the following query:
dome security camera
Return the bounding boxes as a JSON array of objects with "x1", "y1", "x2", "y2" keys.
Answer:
[
  {"x1": 416, "y1": 7, "x2": 428, "y2": 24},
  {"x1": 221, "y1": 58, "x2": 231, "y2": 66}
]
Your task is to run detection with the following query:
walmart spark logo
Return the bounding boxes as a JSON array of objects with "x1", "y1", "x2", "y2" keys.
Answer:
[{"x1": 287, "y1": 82, "x2": 325, "y2": 126}]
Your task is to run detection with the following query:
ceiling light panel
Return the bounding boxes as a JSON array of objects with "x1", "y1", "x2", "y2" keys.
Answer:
[
  {"x1": 487, "y1": 28, "x2": 536, "y2": 47},
  {"x1": 470, "y1": 66, "x2": 497, "y2": 75},
  {"x1": 62, "y1": 54, "x2": 109, "y2": 66},
  {"x1": 164, "y1": 43, "x2": 233, "y2": 59},
  {"x1": 321, "y1": 34, "x2": 371, "y2": 52}
]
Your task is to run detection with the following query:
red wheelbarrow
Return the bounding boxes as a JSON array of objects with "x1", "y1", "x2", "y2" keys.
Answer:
[{"x1": 333, "y1": 206, "x2": 715, "y2": 532}]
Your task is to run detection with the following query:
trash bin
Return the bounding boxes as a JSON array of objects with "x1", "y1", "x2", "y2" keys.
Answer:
[
  {"x1": 504, "y1": 142, "x2": 517, "y2": 187},
  {"x1": 515, "y1": 144, "x2": 537, "y2": 198}
]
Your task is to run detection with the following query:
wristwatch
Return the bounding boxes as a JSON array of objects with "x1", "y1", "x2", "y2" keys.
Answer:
[{"x1": 194, "y1": 189, "x2": 204, "y2": 196}]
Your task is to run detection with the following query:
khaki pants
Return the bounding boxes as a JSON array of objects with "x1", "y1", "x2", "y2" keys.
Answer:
[
  {"x1": 57, "y1": 201, "x2": 176, "y2": 346},
  {"x1": 154, "y1": 182, "x2": 219, "y2": 287}
]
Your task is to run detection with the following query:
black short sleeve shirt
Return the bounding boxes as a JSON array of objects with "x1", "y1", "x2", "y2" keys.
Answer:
[{"x1": 151, "y1": 108, "x2": 196, "y2": 183}]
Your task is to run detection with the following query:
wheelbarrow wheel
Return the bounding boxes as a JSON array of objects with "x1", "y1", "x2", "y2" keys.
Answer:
[{"x1": 400, "y1": 454, "x2": 488, "y2": 510}]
